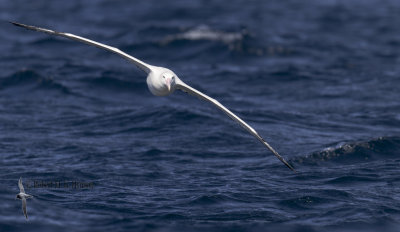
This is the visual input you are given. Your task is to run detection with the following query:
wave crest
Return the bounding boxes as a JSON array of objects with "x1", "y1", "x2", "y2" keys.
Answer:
[{"x1": 293, "y1": 136, "x2": 400, "y2": 166}]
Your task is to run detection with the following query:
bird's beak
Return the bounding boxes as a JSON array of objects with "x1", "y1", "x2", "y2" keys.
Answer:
[{"x1": 166, "y1": 77, "x2": 171, "y2": 91}]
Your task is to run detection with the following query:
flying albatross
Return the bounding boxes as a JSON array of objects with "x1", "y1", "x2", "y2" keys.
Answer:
[
  {"x1": 11, "y1": 22, "x2": 295, "y2": 172},
  {"x1": 16, "y1": 177, "x2": 33, "y2": 220}
]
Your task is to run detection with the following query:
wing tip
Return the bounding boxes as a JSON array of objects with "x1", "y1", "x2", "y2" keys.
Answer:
[
  {"x1": 9, "y1": 21, "x2": 59, "y2": 35},
  {"x1": 9, "y1": 21, "x2": 25, "y2": 28},
  {"x1": 268, "y1": 146, "x2": 297, "y2": 172},
  {"x1": 276, "y1": 155, "x2": 296, "y2": 173},
  {"x1": 273, "y1": 152, "x2": 296, "y2": 172},
  {"x1": 261, "y1": 138, "x2": 297, "y2": 173},
  {"x1": 8, "y1": 21, "x2": 32, "y2": 29},
  {"x1": 284, "y1": 160, "x2": 296, "y2": 173},
  {"x1": 9, "y1": 21, "x2": 37, "y2": 32}
]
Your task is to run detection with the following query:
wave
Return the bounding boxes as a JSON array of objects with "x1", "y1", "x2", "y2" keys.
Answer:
[
  {"x1": 156, "y1": 25, "x2": 294, "y2": 57},
  {"x1": 292, "y1": 136, "x2": 400, "y2": 166},
  {"x1": 0, "y1": 69, "x2": 71, "y2": 94},
  {"x1": 160, "y1": 25, "x2": 247, "y2": 45}
]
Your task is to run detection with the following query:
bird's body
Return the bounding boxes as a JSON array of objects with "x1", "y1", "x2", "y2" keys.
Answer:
[
  {"x1": 11, "y1": 22, "x2": 295, "y2": 172},
  {"x1": 16, "y1": 177, "x2": 33, "y2": 220},
  {"x1": 16, "y1": 193, "x2": 32, "y2": 199}
]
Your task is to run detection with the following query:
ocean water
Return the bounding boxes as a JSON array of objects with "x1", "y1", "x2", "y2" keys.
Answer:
[{"x1": 0, "y1": 0, "x2": 399, "y2": 231}]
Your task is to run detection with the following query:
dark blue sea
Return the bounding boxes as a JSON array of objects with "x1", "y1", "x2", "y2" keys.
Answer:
[{"x1": 1, "y1": 0, "x2": 399, "y2": 231}]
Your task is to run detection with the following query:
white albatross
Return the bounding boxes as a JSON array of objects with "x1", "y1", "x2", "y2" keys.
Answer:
[
  {"x1": 11, "y1": 22, "x2": 295, "y2": 172},
  {"x1": 16, "y1": 177, "x2": 33, "y2": 220}
]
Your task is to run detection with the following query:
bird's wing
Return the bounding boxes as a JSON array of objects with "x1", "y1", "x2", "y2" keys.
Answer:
[
  {"x1": 22, "y1": 198, "x2": 28, "y2": 219},
  {"x1": 176, "y1": 80, "x2": 295, "y2": 172},
  {"x1": 10, "y1": 22, "x2": 153, "y2": 74},
  {"x1": 18, "y1": 177, "x2": 25, "y2": 193}
]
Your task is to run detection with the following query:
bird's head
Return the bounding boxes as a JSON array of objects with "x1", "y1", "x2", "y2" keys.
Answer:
[
  {"x1": 146, "y1": 68, "x2": 178, "y2": 96},
  {"x1": 16, "y1": 194, "x2": 21, "y2": 199}
]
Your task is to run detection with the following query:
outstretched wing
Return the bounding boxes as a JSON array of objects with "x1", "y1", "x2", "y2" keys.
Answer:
[
  {"x1": 18, "y1": 177, "x2": 25, "y2": 193},
  {"x1": 10, "y1": 22, "x2": 153, "y2": 74},
  {"x1": 176, "y1": 80, "x2": 295, "y2": 172},
  {"x1": 22, "y1": 198, "x2": 28, "y2": 219}
]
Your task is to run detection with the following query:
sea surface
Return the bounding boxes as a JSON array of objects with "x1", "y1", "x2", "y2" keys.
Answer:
[{"x1": 0, "y1": 0, "x2": 399, "y2": 231}]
